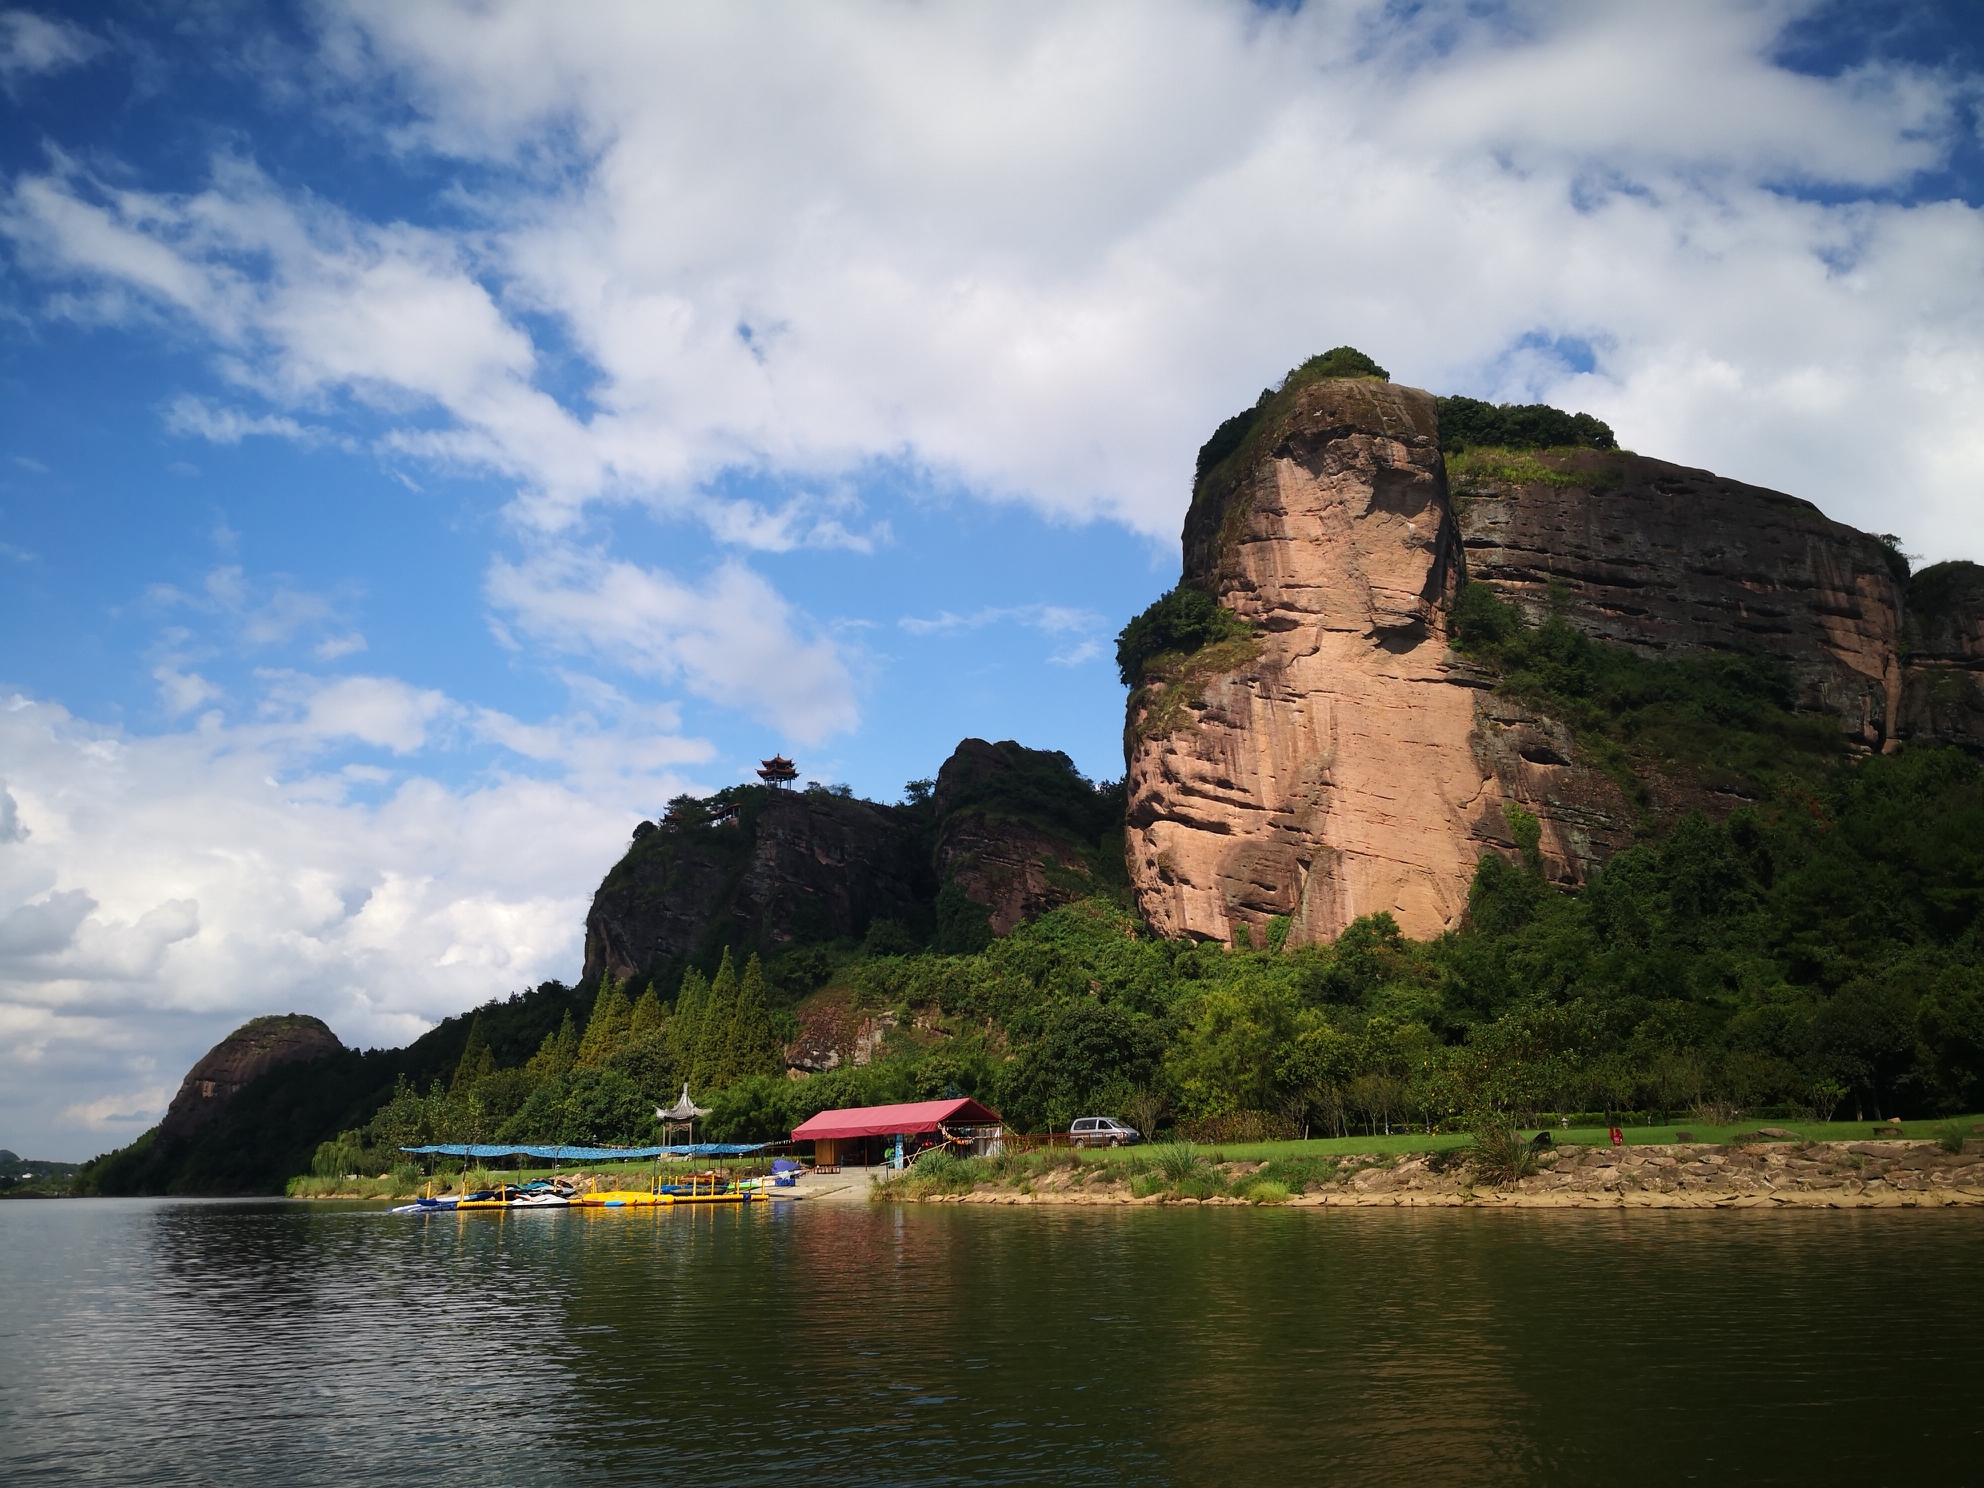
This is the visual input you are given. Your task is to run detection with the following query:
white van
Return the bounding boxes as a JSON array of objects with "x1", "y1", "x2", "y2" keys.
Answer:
[{"x1": 1069, "y1": 1117, "x2": 1141, "y2": 1149}]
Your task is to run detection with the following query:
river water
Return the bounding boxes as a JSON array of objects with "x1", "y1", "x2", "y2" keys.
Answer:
[{"x1": 2, "y1": 1197, "x2": 1979, "y2": 1485}]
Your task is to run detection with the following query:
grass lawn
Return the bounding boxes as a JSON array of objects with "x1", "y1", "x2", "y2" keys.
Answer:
[{"x1": 1079, "y1": 1116, "x2": 1984, "y2": 1165}]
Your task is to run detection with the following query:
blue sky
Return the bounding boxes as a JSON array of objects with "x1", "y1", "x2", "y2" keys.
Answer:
[{"x1": 6, "y1": 0, "x2": 1984, "y2": 1158}]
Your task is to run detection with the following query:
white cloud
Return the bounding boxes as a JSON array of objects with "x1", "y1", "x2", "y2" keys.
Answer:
[
  {"x1": 147, "y1": 563, "x2": 361, "y2": 657},
  {"x1": 0, "y1": 1, "x2": 1975, "y2": 560},
  {"x1": 63, "y1": 1084, "x2": 172, "y2": 1133},
  {"x1": 315, "y1": 632, "x2": 368, "y2": 660},
  {"x1": 0, "y1": 11, "x2": 101, "y2": 86},
  {"x1": 486, "y1": 548, "x2": 861, "y2": 744},
  {"x1": 899, "y1": 602, "x2": 1109, "y2": 665},
  {"x1": 0, "y1": 675, "x2": 713, "y2": 1159},
  {"x1": 151, "y1": 663, "x2": 223, "y2": 716},
  {"x1": 259, "y1": 672, "x2": 455, "y2": 753},
  {"x1": 165, "y1": 395, "x2": 322, "y2": 446}
]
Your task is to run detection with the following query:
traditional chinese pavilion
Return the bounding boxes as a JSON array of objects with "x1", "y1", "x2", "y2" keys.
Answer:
[{"x1": 757, "y1": 755, "x2": 798, "y2": 787}]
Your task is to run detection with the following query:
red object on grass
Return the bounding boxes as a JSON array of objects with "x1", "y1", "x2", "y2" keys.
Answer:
[
  {"x1": 791, "y1": 1097, "x2": 1003, "y2": 1141},
  {"x1": 1609, "y1": 1126, "x2": 1624, "y2": 1147}
]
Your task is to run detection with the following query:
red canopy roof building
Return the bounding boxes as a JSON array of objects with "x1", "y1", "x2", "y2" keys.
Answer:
[{"x1": 792, "y1": 1097, "x2": 1003, "y2": 1170}]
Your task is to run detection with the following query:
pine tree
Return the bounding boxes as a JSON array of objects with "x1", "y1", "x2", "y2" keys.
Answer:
[
  {"x1": 668, "y1": 967, "x2": 710, "y2": 1085},
  {"x1": 576, "y1": 971, "x2": 634, "y2": 1068},
  {"x1": 629, "y1": 985, "x2": 666, "y2": 1041},
  {"x1": 526, "y1": 1011, "x2": 579, "y2": 1082},
  {"x1": 728, "y1": 953, "x2": 780, "y2": 1081},
  {"x1": 450, "y1": 1015, "x2": 495, "y2": 1094},
  {"x1": 693, "y1": 948, "x2": 739, "y2": 1089}
]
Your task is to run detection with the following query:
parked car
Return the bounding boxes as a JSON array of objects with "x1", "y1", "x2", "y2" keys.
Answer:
[{"x1": 1070, "y1": 1117, "x2": 1141, "y2": 1149}]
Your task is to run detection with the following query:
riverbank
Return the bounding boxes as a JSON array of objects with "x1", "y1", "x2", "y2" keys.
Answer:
[{"x1": 877, "y1": 1137, "x2": 1984, "y2": 1209}]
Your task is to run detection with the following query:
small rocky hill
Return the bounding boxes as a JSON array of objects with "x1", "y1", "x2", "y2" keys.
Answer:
[
  {"x1": 583, "y1": 738, "x2": 1125, "y2": 986},
  {"x1": 156, "y1": 1014, "x2": 345, "y2": 1145}
]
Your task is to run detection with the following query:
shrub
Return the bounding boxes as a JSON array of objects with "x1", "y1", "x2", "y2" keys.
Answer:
[
  {"x1": 1241, "y1": 1179, "x2": 1292, "y2": 1205},
  {"x1": 1691, "y1": 1098, "x2": 1742, "y2": 1128},
  {"x1": 1934, "y1": 1120, "x2": 1967, "y2": 1155},
  {"x1": 1173, "y1": 1171, "x2": 1226, "y2": 1201},
  {"x1": 1470, "y1": 1119, "x2": 1541, "y2": 1184},
  {"x1": 1177, "y1": 1111, "x2": 1300, "y2": 1144},
  {"x1": 1115, "y1": 586, "x2": 1252, "y2": 688},
  {"x1": 1255, "y1": 1155, "x2": 1337, "y2": 1192}
]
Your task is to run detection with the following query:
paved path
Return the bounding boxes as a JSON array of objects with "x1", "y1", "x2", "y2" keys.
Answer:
[{"x1": 776, "y1": 1169, "x2": 883, "y2": 1205}]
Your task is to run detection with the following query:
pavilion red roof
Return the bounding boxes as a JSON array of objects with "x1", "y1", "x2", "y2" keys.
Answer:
[{"x1": 791, "y1": 1097, "x2": 1001, "y2": 1141}]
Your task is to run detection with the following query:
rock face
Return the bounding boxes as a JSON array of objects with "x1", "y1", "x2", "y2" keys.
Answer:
[
  {"x1": 1898, "y1": 561, "x2": 1984, "y2": 749},
  {"x1": 1129, "y1": 377, "x2": 1494, "y2": 946},
  {"x1": 1125, "y1": 378, "x2": 1927, "y2": 949},
  {"x1": 933, "y1": 738, "x2": 1119, "y2": 936},
  {"x1": 583, "y1": 740, "x2": 1124, "y2": 982},
  {"x1": 1456, "y1": 450, "x2": 1904, "y2": 746},
  {"x1": 156, "y1": 1015, "x2": 344, "y2": 1146},
  {"x1": 584, "y1": 789, "x2": 928, "y2": 982}
]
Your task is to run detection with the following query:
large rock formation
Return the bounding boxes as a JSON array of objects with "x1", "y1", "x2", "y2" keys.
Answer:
[
  {"x1": 1455, "y1": 449, "x2": 1903, "y2": 745},
  {"x1": 156, "y1": 1014, "x2": 344, "y2": 1146},
  {"x1": 1125, "y1": 375, "x2": 1926, "y2": 949},
  {"x1": 583, "y1": 740, "x2": 1125, "y2": 982},
  {"x1": 1127, "y1": 376, "x2": 1487, "y2": 946},
  {"x1": 933, "y1": 738, "x2": 1123, "y2": 936},
  {"x1": 584, "y1": 789, "x2": 928, "y2": 982}
]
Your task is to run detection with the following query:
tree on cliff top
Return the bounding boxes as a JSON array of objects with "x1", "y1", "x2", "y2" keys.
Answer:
[
  {"x1": 1193, "y1": 347, "x2": 1390, "y2": 488},
  {"x1": 1296, "y1": 346, "x2": 1389, "y2": 381},
  {"x1": 1436, "y1": 395, "x2": 1615, "y2": 453}
]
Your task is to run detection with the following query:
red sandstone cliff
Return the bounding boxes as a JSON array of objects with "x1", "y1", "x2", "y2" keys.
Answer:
[
  {"x1": 1125, "y1": 377, "x2": 1921, "y2": 949},
  {"x1": 1127, "y1": 377, "x2": 1489, "y2": 946}
]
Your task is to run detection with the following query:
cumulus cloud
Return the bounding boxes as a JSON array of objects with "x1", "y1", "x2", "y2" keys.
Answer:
[
  {"x1": 0, "y1": 2, "x2": 1976, "y2": 558},
  {"x1": 486, "y1": 548, "x2": 861, "y2": 743},
  {"x1": 0, "y1": 682, "x2": 712, "y2": 1159}
]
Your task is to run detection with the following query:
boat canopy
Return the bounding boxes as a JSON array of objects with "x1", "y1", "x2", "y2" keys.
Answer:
[
  {"x1": 790, "y1": 1097, "x2": 1002, "y2": 1141},
  {"x1": 400, "y1": 1143, "x2": 768, "y2": 1160}
]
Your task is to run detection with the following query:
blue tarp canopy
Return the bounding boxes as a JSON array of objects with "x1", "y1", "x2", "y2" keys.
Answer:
[{"x1": 400, "y1": 1143, "x2": 767, "y2": 1160}]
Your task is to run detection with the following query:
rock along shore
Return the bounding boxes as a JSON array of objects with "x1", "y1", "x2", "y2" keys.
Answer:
[{"x1": 913, "y1": 1140, "x2": 1984, "y2": 1210}]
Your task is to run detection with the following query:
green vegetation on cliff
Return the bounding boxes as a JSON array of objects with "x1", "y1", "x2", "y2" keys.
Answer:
[
  {"x1": 1189, "y1": 345, "x2": 1392, "y2": 500},
  {"x1": 1449, "y1": 581, "x2": 1845, "y2": 809},
  {"x1": 1114, "y1": 585, "x2": 1255, "y2": 688},
  {"x1": 1436, "y1": 395, "x2": 1616, "y2": 453}
]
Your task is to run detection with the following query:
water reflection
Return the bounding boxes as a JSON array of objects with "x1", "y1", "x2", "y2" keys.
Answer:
[{"x1": 2, "y1": 1200, "x2": 1979, "y2": 1485}]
